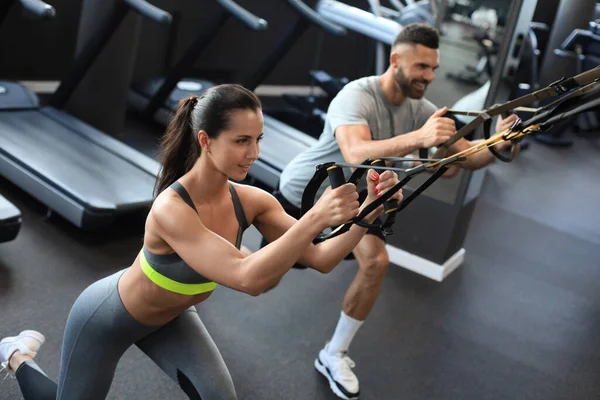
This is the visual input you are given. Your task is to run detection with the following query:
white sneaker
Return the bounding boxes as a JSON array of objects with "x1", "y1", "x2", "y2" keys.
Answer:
[
  {"x1": 314, "y1": 343, "x2": 360, "y2": 400},
  {"x1": 0, "y1": 330, "x2": 45, "y2": 376}
]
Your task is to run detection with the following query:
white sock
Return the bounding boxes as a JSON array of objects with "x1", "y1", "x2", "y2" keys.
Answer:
[{"x1": 327, "y1": 311, "x2": 364, "y2": 355}]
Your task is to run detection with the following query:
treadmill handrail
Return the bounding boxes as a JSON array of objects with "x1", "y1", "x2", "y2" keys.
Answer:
[
  {"x1": 49, "y1": 0, "x2": 171, "y2": 109},
  {"x1": 286, "y1": 0, "x2": 346, "y2": 36},
  {"x1": 243, "y1": 0, "x2": 347, "y2": 91},
  {"x1": 379, "y1": 5, "x2": 400, "y2": 19},
  {"x1": 17, "y1": 0, "x2": 55, "y2": 19},
  {"x1": 316, "y1": 0, "x2": 402, "y2": 45},
  {"x1": 216, "y1": 0, "x2": 268, "y2": 31},
  {"x1": 124, "y1": 0, "x2": 172, "y2": 24}
]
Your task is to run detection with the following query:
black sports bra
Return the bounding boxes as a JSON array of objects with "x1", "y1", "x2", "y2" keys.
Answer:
[{"x1": 139, "y1": 181, "x2": 248, "y2": 295}]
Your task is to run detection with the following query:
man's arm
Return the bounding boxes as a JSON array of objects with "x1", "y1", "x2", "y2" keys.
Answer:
[
  {"x1": 447, "y1": 113, "x2": 519, "y2": 170},
  {"x1": 335, "y1": 124, "x2": 421, "y2": 164},
  {"x1": 335, "y1": 107, "x2": 455, "y2": 164}
]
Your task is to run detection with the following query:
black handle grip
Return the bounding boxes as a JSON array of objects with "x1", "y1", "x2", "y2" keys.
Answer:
[
  {"x1": 327, "y1": 165, "x2": 346, "y2": 189},
  {"x1": 370, "y1": 160, "x2": 399, "y2": 212}
]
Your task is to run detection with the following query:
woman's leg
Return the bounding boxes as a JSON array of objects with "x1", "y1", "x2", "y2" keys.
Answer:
[
  {"x1": 1, "y1": 269, "x2": 159, "y2": 400},
  {"x1": 0, "y1": 330, "x2": 56, "y2": 400},
  {"x1": 55, "y1": 269, "x2": 159, "y2": 400},
  {"x1": 16, "y1": 360, "x2": 57, "y2": 400},
  {"x1": 136, "y1": 307, "x2": 237, "y2": 400}
]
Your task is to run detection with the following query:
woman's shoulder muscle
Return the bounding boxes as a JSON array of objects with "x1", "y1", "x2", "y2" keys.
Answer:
[
  {"x1": 145, "y1": 189, "x2": 195, "y2": 249},
  {"x1": 229, "y1": 182, "x2": 281, "y2": 224}
]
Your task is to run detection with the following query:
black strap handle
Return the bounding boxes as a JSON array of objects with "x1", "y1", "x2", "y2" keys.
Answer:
[
  {"x1": 327, "y1": 165, "x2": 346, "y2": 188},
  {"x1": 300, "y1": 155, "x2": 467, "y2": 242}
]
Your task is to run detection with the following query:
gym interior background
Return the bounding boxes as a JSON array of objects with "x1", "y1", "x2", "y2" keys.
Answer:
[{"x1": 1, "y1": 0, "x2": 599, "y2": 399}]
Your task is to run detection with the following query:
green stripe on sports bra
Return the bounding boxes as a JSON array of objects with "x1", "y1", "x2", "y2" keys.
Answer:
[{"x1": 140, "y1": 250, "x2": 217, "y2": 295}]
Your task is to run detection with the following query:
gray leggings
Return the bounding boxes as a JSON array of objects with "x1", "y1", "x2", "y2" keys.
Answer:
[{"x1": 15, "y1": 269, "x2": 237, "y2": 400}]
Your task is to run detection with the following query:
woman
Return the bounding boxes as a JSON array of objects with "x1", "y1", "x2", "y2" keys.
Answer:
[{"x1": 0, "y1": 84, "x2": 402, "y2": 399}]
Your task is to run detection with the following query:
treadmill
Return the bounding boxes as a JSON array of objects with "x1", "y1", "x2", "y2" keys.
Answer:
[
  {"x1": 0, "y1": 0, "x2": 172, "y2": 230},
  {"x1": 128, "y1": 0, "x2": 268, "y2": 126},
  {"x1": 128, "y1": 0, "x2": 334, "y2": 189},
  {"x1": 0, "y1": 0, "x2": 56, "y2": 243},
  {"x1": 535, "y1": 25, "x2": 600, "y2": 147}
]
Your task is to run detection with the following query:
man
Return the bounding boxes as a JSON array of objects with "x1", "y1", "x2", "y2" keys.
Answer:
[{"x1": 272, "y1": 24, "x2": 517, "y2": 400}]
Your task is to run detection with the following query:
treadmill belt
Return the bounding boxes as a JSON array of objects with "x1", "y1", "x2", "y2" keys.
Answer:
[
  {"x1": 260, "y1": 115, "x2": 318, "y2": 172},
  {"x1": 248, "y1": 115, "x2": 318, "y2": 188}
]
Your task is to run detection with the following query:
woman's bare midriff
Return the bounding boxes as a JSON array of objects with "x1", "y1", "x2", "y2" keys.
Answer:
[{"x1": 117, "y1": 253, "x2": 213, "y2": 327}]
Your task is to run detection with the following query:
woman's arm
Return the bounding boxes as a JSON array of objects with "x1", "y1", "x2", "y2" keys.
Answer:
[
  {"x1": 254, "y1": 170, "x2": 402, "y2": 273},
  {"x1": 152, "y1": 183, "x2": 360, "y2": 296}
]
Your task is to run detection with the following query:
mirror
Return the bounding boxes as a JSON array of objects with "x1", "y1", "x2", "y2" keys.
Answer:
[{"x1": 429, "y1": 0, "x2": 514, "y2": 118}]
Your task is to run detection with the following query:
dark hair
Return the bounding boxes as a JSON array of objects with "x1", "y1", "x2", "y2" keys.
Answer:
[
  {"x1": 154, "y1": 84, "x2": 262, "y2": 196},
  {"x1": 392, "y1": 23, "x2": 439, "y2": 50}
]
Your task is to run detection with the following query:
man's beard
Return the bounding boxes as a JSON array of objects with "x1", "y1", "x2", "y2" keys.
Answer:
[{"x1": 394, "y1": 68, "x2": 429, "y2": 99}]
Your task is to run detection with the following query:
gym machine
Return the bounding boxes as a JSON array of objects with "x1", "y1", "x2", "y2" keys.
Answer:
[
  {"x1": 128, "y1": 0, "x2": 268, "y2": 126},
  {"x1": 535, "y1": 21, "x2": 600, "y2": 147},
  {"x1": 0, "y1": 0, "x2": 171, "y2": 230},
  {"x1": 0, "y1": 0, "x2": 53, "y2": 241},
  {"x1": 128, "y1": 0, "x2": 332, "y2": 190}
]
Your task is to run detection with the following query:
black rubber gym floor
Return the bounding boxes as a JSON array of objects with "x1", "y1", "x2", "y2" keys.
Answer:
[{"x1": 0, "y1": 133, "x2": 599, "y2": 399}]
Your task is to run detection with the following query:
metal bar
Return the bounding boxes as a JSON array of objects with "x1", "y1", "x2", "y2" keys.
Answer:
[{"x1": 143, "y1": 11, "x2": 232, "y2": 118}]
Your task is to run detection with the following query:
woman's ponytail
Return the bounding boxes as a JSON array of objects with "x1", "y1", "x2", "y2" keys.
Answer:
[{"x1": 154, "y1": 96, "x2": 200, "y2": 196}]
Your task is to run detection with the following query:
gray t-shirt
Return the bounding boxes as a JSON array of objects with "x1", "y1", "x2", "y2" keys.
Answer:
[{"x1": 279, "y1": 75, "x2": 437, "y2": 208}]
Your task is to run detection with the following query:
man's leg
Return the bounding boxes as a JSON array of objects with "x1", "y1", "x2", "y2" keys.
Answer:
[
  {"x1": 341, "y1": 234, "x2": 389, "y2": 321},
  {"x1": 315, "y1": 233, "x2": 389, "y2": 400}
]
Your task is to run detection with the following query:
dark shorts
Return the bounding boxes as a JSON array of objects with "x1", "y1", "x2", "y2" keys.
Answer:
[{"x1": 260, "y1": 188, "x2": 385, "y2": 266}]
